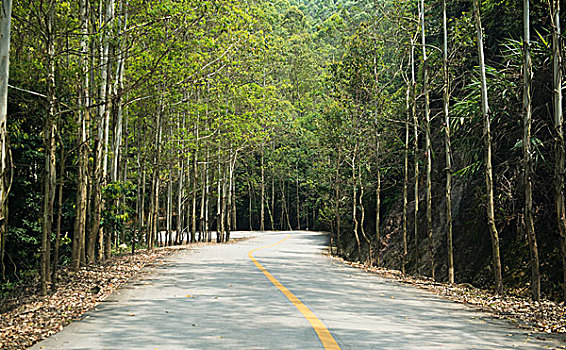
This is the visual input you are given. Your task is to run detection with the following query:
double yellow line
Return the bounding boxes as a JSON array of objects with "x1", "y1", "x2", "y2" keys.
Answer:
[{"x1": 248, "y1": 235, "x2": 341, "y2": 350}]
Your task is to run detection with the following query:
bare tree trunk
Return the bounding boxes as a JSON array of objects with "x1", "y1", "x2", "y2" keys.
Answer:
[
  {"x1": 148, "y1": 111, "x2": 162, "y2": 249},
  {"x1": 420, "y1": 0, "x2": 434, "y2": 280},
  {"x1": 270, "y1": 172, "x2": 275, "y2": 230},
  {"x1": 216, "y1": 150, "x2": 222, "y2": 243},
  {"x1": 279, "y1": 179, "x2": 285, "y2": 229},
  {"x1": 111, "y1": 0, "x2": 126, "y2": 184},
  {"x1": 221, "y1": 164, "x2": 228, "y2": 242},
  {"x1": 230, "y1": 155, "x2": 236, "y2": 233},
  {"x1": 227, "y1": 151, "x2": 236, "y2": 241},
  {"x1": 550, "y1": 0, "x2": 566, "y2": 300},
  {"x1": 281, "y1": 179, "x2": 292, "y2": 230},
  {"x1": 205, "y1": 147, "x2": 210, "y2": 242},
  {"x1": 360, "y1": 182, "x2": 371, "y2": 265},
  {"x1": 372, "y1": 44, "x2": 382, "y2": 268},
  {"x1": 151, "y1": 167, "x2": 160, "y2": 248},
  {"x1": 41, "y1": 5, "x2": 57, "y2": 295},
  {"x1": 412, "y1": 37, "x2": 420, "y2": 275},
  {"x1": 296, "y1": 169, "x2": 300, "y2": 230},
  {"x1": 74, "y1": 0, "x2": 90, "y2": 268},
  {"x1": 134, "y1": 142, "x2": 142, "y2": 252},
  {"x1": 402, "y1": 49, "x2": 411, "y2": 274},
  {"x1": 442, "y1": 0, "x2": 454, "y2": 284},
  {"x1": 92, "y1": 134, "x2": 103, "y2": 261},
  {"x1": 52, "y1": 146, "x2": 66, "y2": 290},
  {"x1": 351, "y1": 146, "x2": 362, "y2": 260},
  {"x1": 473, "y1": 0, "x2": 504, "y2": 294},
  {"x1": 375, "y1": 152, "x2": 381, "y2": 267},
  {"x1": 167, "y1": 165, "x2": 173, "y2": 246},
  {"x1": 191, "y1": 150, "x2": 197, "y2": 243},
  {"x1": 140, "y1": 164, "x2": 146, "y2": 244},
  {"x1": 260, "y1": 144, "x2": 265, "y2": 231},
  {"x1": 521, "y1": 0, "x2": 540, "y2": 301},
  {"x1": 335, "y1": 149, "x2": 342, "y2": 254},
  {"x1": 248, "y1": 180, "x2": 253, "y2": 230},
  {"x1": 200, "y1": 158, "x2": 206, "y2": 239},
  {"x1": 176, "y1": 157, "x2": 184, "y2": 245},
  {"x1": 103, "y1": 0, "x2": 115, "y2": 258},
  {"x1": 0, "y1": 0, "x2": 12, "y2": 280},
  {"x1": 92, "y1": 0, "x2": 115, "y2": 262}
]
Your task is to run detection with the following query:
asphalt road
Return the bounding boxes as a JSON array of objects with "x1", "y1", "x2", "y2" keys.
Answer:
[{"x1": 32, "y1": 231, "x2": 563, "y2": 349}]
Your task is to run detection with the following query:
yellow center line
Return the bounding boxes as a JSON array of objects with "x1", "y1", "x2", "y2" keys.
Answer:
[{"x1": 248, "y1": 235, "x2": 341, "y2": 350}]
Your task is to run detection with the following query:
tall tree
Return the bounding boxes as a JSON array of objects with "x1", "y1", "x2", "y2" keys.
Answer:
[
  {"x1": 442, "y1": 0, "x2": 454, "y2": 284},
  {"x1": 0, "y1": 0, "x2": 12, "y2": 280},
  {"x1": 73, "y1": 0, "x2": 90, "y2": 269},
  {"x1": 473, "y1": 0, "x2": 504, "y2": 294},
  {"x1": 41, "y1": 0, "x2": 57, "y2": 295},
  {"x1": 550, "y1": 0, "x2": 566, "y2": 300},
  {"x1": 522, "y1": 0, "x2": 540, "y2": 301},
  {"x1": 420, "y1": 0, "x2": 434, "y2": 279}
]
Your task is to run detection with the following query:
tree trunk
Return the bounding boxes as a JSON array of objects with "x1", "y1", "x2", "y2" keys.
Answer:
[
  {"x1": 167, "y1": 165, "x2": 173, "y2": 246},
  {"x1": 375, "y1": 155, "x2": 381, "y2": 267},
  {"x1": 260, "y1": 144, "x2": 265, "y2": 231},
  {"x1": 191, "y1": 150, "x2": 197, "y2": 243},
  {"x1": 52, "y1": 146, "x2": 66, "y2": 290},
  {"x1": 521, "y1": 0, "x2": 540, "y2": 301},
  {"x1": 0, "y1": 0, "x2": 12, "y2": 280},
  {"x1": 296, "y1": 170, "x2": 300, "y2": 230},
  {"x1": 230, "y1": 154, "x2": 236, "y2": 233},
  {"x1": 227, "y1": 151, "x2": 236, "y2": 241},
  {"x1": 200, "y1": 158, "x2": 206, "y2": 240},
  {"x1": 176, "y1": 157, "x2": 184, "y2": 245},
  {"x1": 216, "y1": 150, "x2": 222, "y2": 243},
  {"x1": 420, "y1": 0, "x2": 434, "y2": 280},
  {"x1": 111, "y1": 0, "x2": 126, "y2": 184},
  {"x1": 248, "y1": 180, "x2": 253, "y2": 230},
  {"x1": 473, "y1": 0, "x2": 504, "y2": 294},
  {"x1": 351, "y1": 147, "x2": 362, "y2": 260},
  {"x1": 335, "y1": 149, "x2": 342, "y2": 255},
  {"x1": 360, "y1": 183, "x2": 371, "y2": 265},
  {"x1": 412, "y1": 37, "x2": 420, "y2": 275},
  {"x1": 149, "y1": 111, "x2": 162, "y2": 249},
  {"x1": 134, "y1": 144, "x2": 142, "y2": 252},
  {"x1": 550, "y1": 0, "x2": 566, "y2": 300},
  {"x1": 221, "y1": 164, "x2": 228, "y2": 242},
  {"x1": 41, "y1": 7, "x2": 57, "y2": 295},
  {"x1": 281, "y1": 179, "x2": 292, "y2": 230},
  {"x1": 442, "y1": 0, "x2": 454, "y2": 284},
  {"x1": 270, "y1": 173, "x2": 275, "y2": 230},
  {"x1": 402, "y1": 45, "x2": 411, "y2": 275},
  {"x1": 205, "y1": 147, "x2": 210, "y2": 242},
  {"x1": 73, "y1": 0, "x2": 90, "y2": 269},
  {"x1": 140, "y1": 166, "x2": 146, "y2": 244}
]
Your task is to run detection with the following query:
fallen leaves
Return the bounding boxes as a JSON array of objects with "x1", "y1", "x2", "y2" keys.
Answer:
[{"x1": 0, "y1": 247, "x2": 180, "y2": 350}]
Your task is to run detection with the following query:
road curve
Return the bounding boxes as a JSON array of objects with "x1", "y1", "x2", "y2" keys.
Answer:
[{"x1": 32, "y1": 231, "x2": 562, "y2": 349}]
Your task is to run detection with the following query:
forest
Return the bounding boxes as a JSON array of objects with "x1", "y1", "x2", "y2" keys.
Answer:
[{"x1": 0, "y1": 0, "x2": 565, "y2": 305}]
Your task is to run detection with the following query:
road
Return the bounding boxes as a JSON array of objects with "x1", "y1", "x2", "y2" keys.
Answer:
[{"x1": 32, "y1": 231, "x2": 562, "y2": 349}]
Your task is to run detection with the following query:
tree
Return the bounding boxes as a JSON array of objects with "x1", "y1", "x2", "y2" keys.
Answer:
[
  {"x1": 473, "y1": 0, "x2": 504, "y2": 294},
  {"x1": 550, "y1": 0, "x2": 565, "y2": 300},
  {"x1": 442, "y1": 0, "x2": 454, "y2": 285},
  {"x1": 522, "y1": 0, "x2": 540, "y2": 301},
  {"x1": 420, "y1": 0, "x2": 434, "y2": 279},
  {"x1": 0, "y1": 0, "x2": 12, "y2": 280}
]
